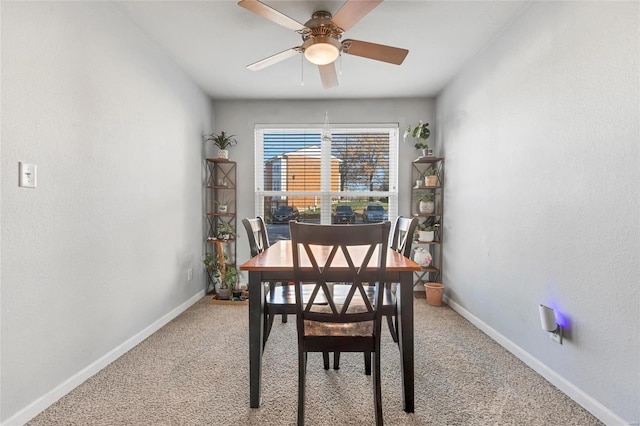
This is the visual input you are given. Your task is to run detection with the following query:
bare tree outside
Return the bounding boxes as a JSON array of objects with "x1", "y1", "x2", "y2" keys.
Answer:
[{"x1": 332, "y1": 133, "x2": 389, "y2": 194}]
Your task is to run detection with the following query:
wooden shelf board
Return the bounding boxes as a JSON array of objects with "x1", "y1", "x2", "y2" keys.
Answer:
[{"x1": 413, "y1": 157, "x2": 443, "y2": 164}]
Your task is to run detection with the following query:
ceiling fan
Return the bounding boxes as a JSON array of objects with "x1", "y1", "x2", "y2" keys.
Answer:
[{"x1": 238, "y1": 0, "x2": 409, "y2": 89}]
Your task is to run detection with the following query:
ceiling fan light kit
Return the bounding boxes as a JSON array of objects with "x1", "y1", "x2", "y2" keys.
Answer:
[
  {"x1": 238, "y1": 0, "x2": 408, "y2": 88},
  {"x1": 303, "y1": 36, "x2": 341, "y2": 65}
]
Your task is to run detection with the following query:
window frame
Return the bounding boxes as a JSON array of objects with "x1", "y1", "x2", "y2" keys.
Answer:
[{"x1": 254, "y1": 123, "x2": 399, "y2": 225}]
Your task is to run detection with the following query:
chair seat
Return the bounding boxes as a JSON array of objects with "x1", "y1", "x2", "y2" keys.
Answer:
[{"x1": 304, "y1": 320, "x2": 373, "y2": 337}]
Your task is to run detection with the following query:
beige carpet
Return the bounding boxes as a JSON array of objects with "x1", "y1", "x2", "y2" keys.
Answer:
[{"x1": 28, "y1": 296, "x2": 602, "y2": 425}]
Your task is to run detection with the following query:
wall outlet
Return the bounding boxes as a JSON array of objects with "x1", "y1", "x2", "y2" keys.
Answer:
[
  {"x1": 187, "y1": 268, "x2": 193, "y2": 281},
  {"x1": 19, "y1": 162, "x2": 37, "y2": 188},
  {"x1": 550, "y1": 329, "x2": 563, "y2": 344}
]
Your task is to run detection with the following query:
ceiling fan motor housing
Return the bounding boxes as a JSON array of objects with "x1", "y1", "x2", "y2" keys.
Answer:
[{"x1": 301, "y1": 11, "x2": 344, "y2": 61}]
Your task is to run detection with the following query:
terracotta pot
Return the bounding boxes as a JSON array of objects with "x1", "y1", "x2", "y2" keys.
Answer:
[{"x1": 425, "y1": 282, "x2": 444, "y2": 306}]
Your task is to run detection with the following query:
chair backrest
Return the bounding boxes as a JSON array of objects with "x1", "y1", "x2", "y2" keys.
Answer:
[
  {"x1": 290, "y1": 222, "x2": 390, "y2": 326},
  {"x1": 242, "y1": 216, "x2": 270, "y2": 257},
  {"x1": 390, "y1": 216, "x2": 419, "y2": 258}
]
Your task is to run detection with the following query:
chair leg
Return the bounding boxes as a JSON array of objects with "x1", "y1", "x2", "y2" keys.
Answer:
[
  {"x1": 262, "y1": 311, "x2": 269, "y2": 348},
  {"x1": 386, "y1": 315, "x2": 398, "y2": 343},
  {"x1": 264, "y1": 312, "x2": 275, "y2": 346},
  {"x1": 298, "y1": 351, "x2": 307, "y2": 426},
  {"x1": 323, "y1": 352, "x2": 330, "y2": 370},
  {"x1": 373, "y1": 349, "x2": 383, "y2": 426},
  {"x1": 364, "y1": 351, "x2": 372, "y2": 376},
  {"x1": 282, "y1": 313, "x2": 288, "y2": 323},
  {"x1": 333, "y1": 352, "x2": 341, "y2": 370}
]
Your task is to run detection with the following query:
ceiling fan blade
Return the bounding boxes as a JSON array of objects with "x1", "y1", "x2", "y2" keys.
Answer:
[
  {"x1": 318, "y1": 63, "x2": 338, "y2": 89},
  {"x1": 247, "y1": 47, "x2": 301, "y2": 71},
  {"x1": 331, "y1": 0, "x2": 382, "y2": 31},
  {"x1": 342, "y1": 39, "x2": 408, "y2": 65},
  {"x1": 238, "y1": 0, "x2": 307, "y2": 32}
]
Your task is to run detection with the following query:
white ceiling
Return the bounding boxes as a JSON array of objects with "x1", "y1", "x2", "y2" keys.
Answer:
[{"x1": 114, "y1": 0, "x2": 530, "y2": 100}]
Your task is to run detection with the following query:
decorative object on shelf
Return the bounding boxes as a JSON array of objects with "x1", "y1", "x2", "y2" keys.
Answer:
[
  {"x1": 415, "y1": 179, "x2": 423, "y2": 187},
  {"x1": 412, "y1": 247, "x2": 432, "y2": 266},
  {"x1": 404, "y1": 120, "x2": 432, "y2": 157},
  {"x1": 205, "y1": 131, "x2": 237, "y2": 159},
  {"x1": 418, "y1": 191, "x2": 435, "y2": 214},
  {"x1": 416, "y1": 216, "x2": 439, "y2": 242},
  {"x1": 215, "y1": 196, "x2": 234, "y2": 214},
  {"x1": 425, "y1": 166, "x2": 438, "y2": 186},
  {"x1": 216, "y1": 222, "x2": 236, "y2": 241},
  {"x1": 417, "y1": 229, "x2": 434, "y2": 242}
]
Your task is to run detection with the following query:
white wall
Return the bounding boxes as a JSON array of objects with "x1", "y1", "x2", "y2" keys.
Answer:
[
  {"x1": 1, "y1": 2, "x2": 212, "y2": 423},
  {"x1": 209, "y1": 98, "x2": 435, "y2": 270},
  {"x1": 436, "y1": 1, "x2": 639, "y2": 424}
]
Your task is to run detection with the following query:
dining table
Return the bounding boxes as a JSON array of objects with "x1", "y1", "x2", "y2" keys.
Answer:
[{"x1": 239, "y1": 238, "x2": 422, "y2": 413}]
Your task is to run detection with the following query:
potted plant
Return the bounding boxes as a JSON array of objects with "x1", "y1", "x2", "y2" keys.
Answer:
[
  {"x1": 216, "y1": 222, "x2": 236, "y2": 240},
  {"x1": 214, "y1": 196, "x2": 234, "y2": 214},
  {"x1": 415, "y1": 217, "x2": 439, "y2": 242},
  {"x1": 425, "y1": 166, "x2": 438, "y2": 187},
  {"x1": 404, "y1": 120, "x2": 432, "y2": 157},
  {"x1": 205, "y1": 131, "x2": 237, "y2": 159},
  {"x1": 203, "y1": 252, "x2": 237, "y2": 299},
  {"x1": 203, "y1": 252, "x2": 221, "y2": 295},
  {"x1": 417, "y1": 190, "x2": 435, "y2": 214}
]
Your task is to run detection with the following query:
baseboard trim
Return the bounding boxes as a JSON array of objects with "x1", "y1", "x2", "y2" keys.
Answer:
[
  {"x1": 443, "y1": 295, "x2": 628, "y2": 426},
  {"x1": 2, "y1": 291, "x2": 205, "y2": 426}
]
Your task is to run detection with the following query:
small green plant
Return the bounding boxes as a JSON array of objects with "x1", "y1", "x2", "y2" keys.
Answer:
[
  {"x1": 203, "y1": 252, "x2": 238, "y2": 290},
  {"x1": 214, "y1": 196, "x2": 235, "y2": 207},
  {"x1": 222, "y1": 264, "x2": 238, "y2": 290},
  {"x1": 203, "y1": 252, "x2": 217, "y2": 271},
  {"x1": 205, "y1": 131, "x2": 237, "y2": 150},
  {"x1": 403, "y1": 120, "x2": 431, "y2": 150},
  {"x1": 425, "y1": 166, "x2": 437, "y2": 176},
  {"x1": 417, "y1": 190, "x2": 435, "y2": 202},
  {"x1": 418, "y1": 217, "x2": 440, "y2": 232},
  {"x1": 216, "y1": 222, "x2": 236, "y2": 239}
]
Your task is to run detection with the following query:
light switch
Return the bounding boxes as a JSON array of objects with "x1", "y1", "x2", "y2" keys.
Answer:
[{"x1": 19, "y1": 162, "x2": 37, "y2": 188}]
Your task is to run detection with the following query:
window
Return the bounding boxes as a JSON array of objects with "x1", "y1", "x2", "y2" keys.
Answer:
[{"x1": 254, "y1": 124, "x2": 398, "y2": 239}]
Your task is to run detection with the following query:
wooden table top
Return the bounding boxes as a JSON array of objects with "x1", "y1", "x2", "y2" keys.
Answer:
[{"x1": 239, "y1": 240, "x2": 422, "y2": 272}]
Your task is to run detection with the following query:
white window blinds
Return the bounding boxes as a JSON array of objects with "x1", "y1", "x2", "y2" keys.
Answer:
[{"x1": 254, "y1": 124, "x2": 398, "y2": 225}]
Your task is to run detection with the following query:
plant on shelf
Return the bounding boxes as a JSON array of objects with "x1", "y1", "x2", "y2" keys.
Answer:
[
  {"x1": 404, "y1": 120, "x2": 431, "y2": 156},
  {"x1": 203, "y1": 252, "x2": 238, "y2": 299},
  {"x1": 205, "y1": 131, "x2": 237, "y2": 159},
  {"x1": 214, "y1": 196, "x2": 234, "y2": 214},
  {"x1": 416, "y1": 217, "x2": 440, "y2": 243},
  {"x1": 216, "y1": 222, "x2": 236, "y2": 240},
  {"x1": 417, "y1": 190, "x2": 435, "y2": 214},
  {"x1": 419, "y1": 216, "x2": 440, "y2": 231},
  {"x1": 425, "y1": 166, "x2": 438, "y2": 186}
]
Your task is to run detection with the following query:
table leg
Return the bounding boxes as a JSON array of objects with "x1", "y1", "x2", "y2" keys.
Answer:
[
  {"x1": 249, "y1": 271, "x2": 265, "y2": 408},
  {"x1": 397, "y1": 271, "x2": 415, "y2": 412}
]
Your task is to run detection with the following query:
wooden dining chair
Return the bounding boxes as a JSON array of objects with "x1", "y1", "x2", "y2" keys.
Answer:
[
  {"x1": 333, "y1": 216, "x2": 418, "y2": 371},
  {"x1": 290, "y1": 221, "x2": 390, "y2": 426},
  {"x1": 383, "y1": 216, "x2": 419, "y2": 342},
  {"x1": 242, "y1": 217, "x2": 295, "y2": 345}
]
